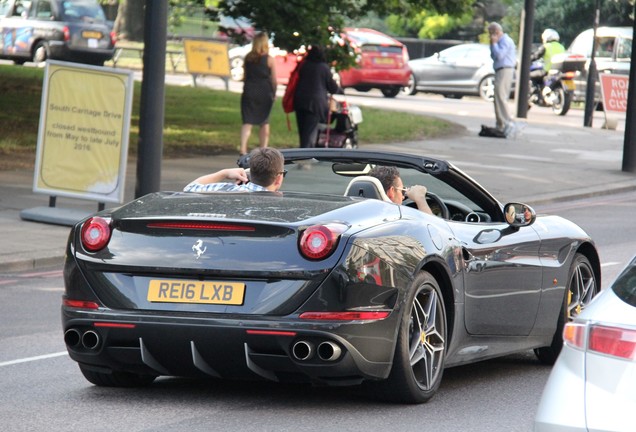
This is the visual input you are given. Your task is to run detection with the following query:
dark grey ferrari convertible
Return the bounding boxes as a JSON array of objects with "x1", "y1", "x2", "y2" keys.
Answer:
[{"x1": 62, "y1": 149, "x2": 600, "y2": 404}]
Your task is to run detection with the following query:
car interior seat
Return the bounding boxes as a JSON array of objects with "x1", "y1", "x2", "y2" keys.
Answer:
[{"x1": 344, "y1": 176, "x2": 391, "y2": 202}]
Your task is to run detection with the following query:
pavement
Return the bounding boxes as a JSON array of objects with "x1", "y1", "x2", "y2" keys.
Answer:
[{"x1": 1, "y1": 76, "x2": 635, "y2": 273}]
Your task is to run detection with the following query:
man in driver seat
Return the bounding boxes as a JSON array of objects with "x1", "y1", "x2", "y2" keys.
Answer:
[{"x1": 369, "y1": 166, "x2": 433, "y2": 215}]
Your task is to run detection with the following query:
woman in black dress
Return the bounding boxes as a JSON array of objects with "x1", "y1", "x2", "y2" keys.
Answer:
[
  {"x1": 293, "y1": 46, "x2": 342, "y2": 148},
  {"x1": 240, "y1": 32, "x2": 278, "y2": 156}
]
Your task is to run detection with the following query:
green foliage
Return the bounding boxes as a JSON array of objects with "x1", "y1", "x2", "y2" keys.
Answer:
[
  {"x1": 387, "y1": 10, "x2": 473, "y2": 39},
  {"x1": 505, "y1": 0, "x2": 634, "y2": 47},
  {"x1": 208, "y1": 0, "x2": 475, "y2": 71}
]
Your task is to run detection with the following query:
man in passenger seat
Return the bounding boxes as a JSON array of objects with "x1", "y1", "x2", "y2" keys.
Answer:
[{"x1": 369, "y1": 166, "x2": 433, "y2": 215}]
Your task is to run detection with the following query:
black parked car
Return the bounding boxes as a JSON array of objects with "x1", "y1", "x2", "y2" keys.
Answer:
[
  {"x1": 0, "y1": 0, "x2": 115, "y2": 65},
  {"x1": 554, "y1": 26, "x2": 632, "y2": 104},
  {"x1": 62, "y1": 149, "x2": 601, "y2": 404}
]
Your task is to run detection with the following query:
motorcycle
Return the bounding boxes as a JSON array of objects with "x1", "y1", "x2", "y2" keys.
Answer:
[{"x1": 528, "y1": 60, "x2": 572, "y2": 116}]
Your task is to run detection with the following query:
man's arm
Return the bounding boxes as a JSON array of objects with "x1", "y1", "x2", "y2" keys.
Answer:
[
  {"x1": 190, "y1": 168, "x2": 248, "y2": 185},
  {"x1": 405, "y1": 185, "x2": 433, "y2": 215}
]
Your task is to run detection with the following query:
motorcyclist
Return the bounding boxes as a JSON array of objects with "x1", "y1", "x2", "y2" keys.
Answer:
[
  {"x1": 531, "y1": 29, "x2": 566, "y2": 75},
  {"x1": 530, "y1": 29, "x2": 566, "y2": 101}
]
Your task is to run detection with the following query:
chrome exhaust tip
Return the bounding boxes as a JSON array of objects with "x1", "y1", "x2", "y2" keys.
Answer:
[
  {"x1": 81, "y1": 330, "x2": 100, "y2": 350},
  {"x1": 64, "y1": 328, "x2": 82, "y2": 347},
  {"x1": 291, "y1": 340, "x2": 314, "y2": 361},
  {"x1": 317, "y1": 341, "x2": 342, "y2": 361}
]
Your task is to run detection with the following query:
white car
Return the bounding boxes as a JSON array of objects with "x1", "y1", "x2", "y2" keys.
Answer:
[{"x1": 534, "y1": 255, "x2": 636, "y2": 431}]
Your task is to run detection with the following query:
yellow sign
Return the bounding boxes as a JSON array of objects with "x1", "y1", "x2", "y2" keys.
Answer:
[
  {"x1": 183, "y1": 39, "x2": 231, "y2": 77},
  {"x1": 34, "y1": 61, "x2": 133, "y2": 203}
]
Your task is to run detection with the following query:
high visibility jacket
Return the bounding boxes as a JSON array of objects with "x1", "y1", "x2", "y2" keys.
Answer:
[{"x1": 543, "y1": 41, "x2": 565, "y2": 71}]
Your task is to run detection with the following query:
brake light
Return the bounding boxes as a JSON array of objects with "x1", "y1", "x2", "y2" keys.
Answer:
[
  {"x1": 299, "y1": 223, "x2": 347, "y2": 260},
  {"x1": 63, "y1": 299, "x2": 99, "y2": 310},
  {"x1": 299, "y1": 311, "x2": 390, "y2": 320},
  {"x1": 402, "y1": 46, "x2": 410, "y2": 63},
  {"x1": 80, "y1": 217, "x2": 111, "y2": 252},
  {"x1": 63, "y1": 25, "x2": 70, "y2": 42},
  {"x1": 147, "y1": 222, "x2": 255, "y2": 231},
  {"x1": 589, "y1": 325, "x2": 636, "y2": 361},
  {"x1": 563, "y1": 71, "x2": 576, "y2": 80}
]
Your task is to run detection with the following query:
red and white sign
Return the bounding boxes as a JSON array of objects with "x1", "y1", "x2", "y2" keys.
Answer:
[{"x1": 599, "y1": 74, "x2": 629, "y2": 114}]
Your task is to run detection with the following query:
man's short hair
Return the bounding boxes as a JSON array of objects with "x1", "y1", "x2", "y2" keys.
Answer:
[
  {"x1": 488, "y1": 22, "x2": 502, "y2": 34},
  {"x1": 369, "y1": 166, "x2": 400, "y2": 192},
  {"x1": 249, "y1": 147, "x2": 284, "y2": 186}
]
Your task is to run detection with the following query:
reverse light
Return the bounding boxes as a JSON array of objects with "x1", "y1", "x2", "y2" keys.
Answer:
[
  {"x1": 80, "y1": 217, "x2": 112, "y2": 252},
  {"x1": 63, "y1": 299, "x2": 99, "y2": 310},
  {"x1": 299, "y1": 311, "x2": 390, "y2": 321},
  {"x1": 299, "y1": 223, "x2": 347, "y2": 260}
]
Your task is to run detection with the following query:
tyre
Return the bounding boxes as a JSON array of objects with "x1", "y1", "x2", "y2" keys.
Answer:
[
  {"x1": 534, "y1": 253, "x2": 598, "y2": 364},
  {"x1": 402, "y1": 73, "x2": 417, "y2": 95},
  {"x1": 381, "y1": 86, "x2": 401, "y2": 98},
  {"x1": 367, "y1": 272, "x2": 447, "y2": 403},
  {"x1": 79, "y1": 364, "x2": 157, "y2": 387},
  {"x1": 479, "y1": 75, "x2": 495, "y2": 101},
  {"x1": 32, "y1": 41, "x2": 49, "y2": 64},
  {"x1": 551, "y1": 86, "x2": 572, "y2": 116},
  {"x1": 230, "y1": 56, "x2": 244, "y2": 81}
]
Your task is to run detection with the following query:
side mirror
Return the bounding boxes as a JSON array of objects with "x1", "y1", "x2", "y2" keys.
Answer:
[{"x1": 503, "y1": 202, "x2": 536, "y2": 227}]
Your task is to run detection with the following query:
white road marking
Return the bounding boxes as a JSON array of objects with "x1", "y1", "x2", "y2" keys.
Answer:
[
  {"x1": 0, "y1": 351, "x2": 67, "y2": 367},
  {"x1": 601, "y1": 262, "x2": 622, "y2": 268}
]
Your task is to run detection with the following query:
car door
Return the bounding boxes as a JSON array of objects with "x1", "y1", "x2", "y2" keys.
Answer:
[
  {"x1": 450, "y1": 220, "x2": 543, "y2": 336},
  {"x1": 0, "y1": 0, "x2": 33, "y2": 60}
]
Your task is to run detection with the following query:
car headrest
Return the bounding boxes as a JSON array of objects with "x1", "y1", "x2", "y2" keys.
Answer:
[{"x1": 344, "y1": 176, "x2": 391, "y2": 202}]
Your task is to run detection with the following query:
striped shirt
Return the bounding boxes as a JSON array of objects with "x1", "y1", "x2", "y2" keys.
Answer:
[{"x1": 183, "y1": 182, "x2": 268, "y2": 193}]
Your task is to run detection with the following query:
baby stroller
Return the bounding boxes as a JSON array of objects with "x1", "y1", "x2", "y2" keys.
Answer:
[{"x1": 315, "y1": 95, "x2": 363, "y2": 149}]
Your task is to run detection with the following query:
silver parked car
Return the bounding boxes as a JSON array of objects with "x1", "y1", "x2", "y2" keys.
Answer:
[
  {"x1": 534, "y1": 256, "x2": 636, "y2": 432},
  {"x1": 402, "y1": 43, "x2": 497, "y2": 101}
]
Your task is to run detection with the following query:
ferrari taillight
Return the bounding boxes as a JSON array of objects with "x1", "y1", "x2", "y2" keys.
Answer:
[
  {"x1": 80, "y1": 217, "x2": 111, "y2": 252},
  {"x1": 299, "y1": 223, "x2": 347, "y2": 260}
]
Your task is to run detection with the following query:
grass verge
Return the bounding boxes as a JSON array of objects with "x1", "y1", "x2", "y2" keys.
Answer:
[{"x1": 0, "y1": 64, "x2": 462, "y2": 170}]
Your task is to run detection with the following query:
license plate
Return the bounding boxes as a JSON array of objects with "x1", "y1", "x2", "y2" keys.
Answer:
[
  {"x1": 147, "y1": 279, "x2": 245, "y2": 305},
  {"x1": 373, "y1": 57, "x2": 395, "y2": 65},
  {"x1": 82, "y1": 31, "x2": 102, "y2": 39},
  {"x1": 562, "y1": 80, "x2": 576, "y2": 91}
]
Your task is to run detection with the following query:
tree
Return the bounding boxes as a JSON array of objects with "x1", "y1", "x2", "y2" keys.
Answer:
[
  {"x1": 207, "y1": 0, "x2": 473, "y2": 69},
  {"x1": 504, "y1": 0, "x2": 634, "y2": 47}
]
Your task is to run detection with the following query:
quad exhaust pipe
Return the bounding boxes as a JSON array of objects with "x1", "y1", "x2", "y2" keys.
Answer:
[
  {"x1": 317, "y1": 341, "x2": 342, "y2": 361},
  {"x1": 291, "y1": 340, "x2": 342, "y2": 362},
  {"x1": 64, "y1": 328, "x2": 101, "y2": 350},
  {"x1": 291, "y1": 340, "x2": 314, "y2": 361}
]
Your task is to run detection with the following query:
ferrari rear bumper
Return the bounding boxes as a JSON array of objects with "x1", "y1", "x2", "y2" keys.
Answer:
[{"x1": 62, "y1": 309, "x2": 395, "y2": 386}]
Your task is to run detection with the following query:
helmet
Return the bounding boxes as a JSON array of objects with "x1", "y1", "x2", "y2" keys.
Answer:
[{"x1": 542, "y1": 29, "x2": 560, "y2": 43}]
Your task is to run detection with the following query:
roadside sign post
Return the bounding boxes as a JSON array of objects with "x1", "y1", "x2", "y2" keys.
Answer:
[
  {"x1": 183, "y1": 39, "x2": 231, "y2": 89},
  {"x1": 21, "y1": 61, "x2": 134, "y2": 226},
  {"x1": 599, "y1": 73, "x2": 628, "y2": 130}
]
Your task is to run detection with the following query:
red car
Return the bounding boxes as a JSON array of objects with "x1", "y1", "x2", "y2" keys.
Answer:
[{"x1": 338, "y1": 28, "x2": 411, "y2": 98}]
